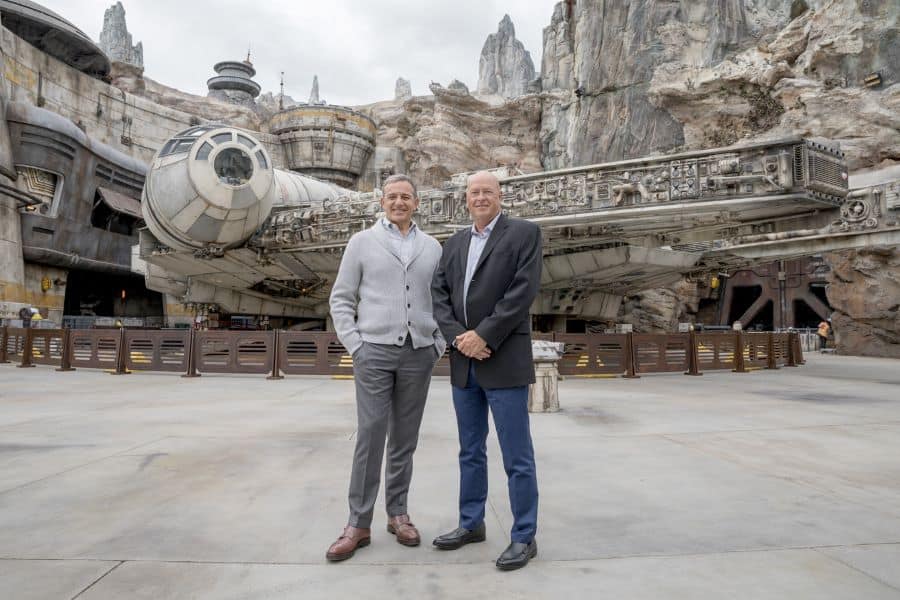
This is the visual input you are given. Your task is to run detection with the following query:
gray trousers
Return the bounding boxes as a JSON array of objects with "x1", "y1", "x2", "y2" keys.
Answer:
[{"x1": 348, "y1": 337, "x2": 437, "y2": 528}]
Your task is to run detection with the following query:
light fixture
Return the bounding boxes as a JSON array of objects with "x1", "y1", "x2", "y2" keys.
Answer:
[{"x1": 863, "y1": 72, "x2": 882, "y2": 88}]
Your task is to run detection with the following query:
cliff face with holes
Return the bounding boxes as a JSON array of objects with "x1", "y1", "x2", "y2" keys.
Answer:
[{"x1": 535, "y1": 0, "x2": 899, "y2": 350}]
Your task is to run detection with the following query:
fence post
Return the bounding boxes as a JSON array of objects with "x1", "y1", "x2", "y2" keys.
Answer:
[
  {"x1": 182, "y1": 328, "x2": 201, "y2": 378},
  {"x1": 56, "y1": 327, "x2": 75, "y2": 372},
  {"x1": 732, "y1": 330, "x2": 747, "y2": 373},
  {"x1": 0, "y1": 326, "x2": 8, "y2": 364},
  {"x1": 684, "y1": 330, "x2": 702, "y2": 376},
  {"x1": 111, "y1": 327, "x2": 130, "y2": 375},
  {"x1": 786, "y1": 333, "x2": 799, "y2": 367},
  {"x1": 267, "y1": 329, "x2": 284, "y2": 380},
  {"x1": 623, "y1": 332, "x2": 640, "y2": 378},
  {"x1": 793, "y1": 332, "x2": 805, "y2": 365},
  {"x1": 17, "y1": 328, "x2": 35, "y2": 368},
  {"x1": 765, "y1": 332, "x2": 778, "y2": 370}
]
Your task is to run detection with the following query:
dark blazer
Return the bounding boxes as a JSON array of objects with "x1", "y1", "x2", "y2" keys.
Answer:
[{"x1": 432, "y1": 213, "x2": 543, "y2": 388}]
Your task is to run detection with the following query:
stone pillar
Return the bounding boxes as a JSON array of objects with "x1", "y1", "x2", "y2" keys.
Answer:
[
  {"x1": 528, "y1": 340, "x2": 564, "y2": 413},
  {"x1": 528, "y1": 360, "x2": 560, "y2": 413}
]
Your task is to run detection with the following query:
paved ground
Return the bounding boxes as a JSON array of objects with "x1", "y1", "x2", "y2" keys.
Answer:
[{"x1": 1, "y1": 353, "x2": 899, "y2": 599}]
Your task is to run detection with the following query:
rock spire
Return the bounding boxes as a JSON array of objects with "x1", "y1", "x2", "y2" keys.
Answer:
[
  {"x1": 308, "y1": 75, "x2": 320, "y2": 104},
  {"x1": 477, "y1": 14, "x2": 535, "y2": 98},
  {"x1": 395, "y1": 77, "x2": 412, "y2": 101},
  {"x1": 99, "y1": 2, "x2": 143, "y2": 68}
]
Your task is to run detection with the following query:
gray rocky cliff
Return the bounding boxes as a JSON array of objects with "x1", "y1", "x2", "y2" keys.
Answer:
[
  {"x1": 537, "y1": 0, "x2": 898, "y2": 349},
  {"x1": 99, "y1": 2, "x2": 143, "y2": 68},
  {"x1": 477, "y1": 15, "x2": 536, "y2": 98}
]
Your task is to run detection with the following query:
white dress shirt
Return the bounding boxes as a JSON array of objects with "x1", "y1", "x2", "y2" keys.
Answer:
[
  {"x1": 380, "y1": 216, "x2": 418, "y2": 266},
  {"x1": 463, "y1": 211, "x2": 501, "y2": 323}
]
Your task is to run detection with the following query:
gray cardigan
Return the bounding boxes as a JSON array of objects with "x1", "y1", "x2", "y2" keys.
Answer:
[{"x1": 329, "y1": 222, "x2": 446, "y2": 356}]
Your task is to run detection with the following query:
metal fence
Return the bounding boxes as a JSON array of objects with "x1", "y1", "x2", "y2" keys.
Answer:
[{"x1": 1, "y1": 326, "x2": 804, "y2": 379}]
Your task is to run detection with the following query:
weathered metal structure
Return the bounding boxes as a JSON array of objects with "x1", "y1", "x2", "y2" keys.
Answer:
[
  {"x1": 0, "y1": 0, "x2": 110, "y2": 78},
  {"x1": 138, "y1": 125, "x2": 900, "y2": 324},
  {"x1": 269, "y1": 105, "x2": 377, "y2": 188}
]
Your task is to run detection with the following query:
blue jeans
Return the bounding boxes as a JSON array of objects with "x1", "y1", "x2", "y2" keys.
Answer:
[{"x1": 452, "y1": 362, "x2": 538, "y2": 543}]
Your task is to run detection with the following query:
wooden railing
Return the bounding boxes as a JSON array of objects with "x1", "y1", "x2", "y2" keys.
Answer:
[{"x1": 0, "y1": 326, "x2": 804, "y2": 379}]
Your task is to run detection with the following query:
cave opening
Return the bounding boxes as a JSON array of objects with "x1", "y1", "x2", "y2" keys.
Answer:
[{"x1": 63, "y1": 269, "x2": 164, "y2": 321}]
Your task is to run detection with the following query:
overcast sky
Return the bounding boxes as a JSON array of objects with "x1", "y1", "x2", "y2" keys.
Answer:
[{"x1": 37, "y1": 0, "x2": 560, "y2": 106}]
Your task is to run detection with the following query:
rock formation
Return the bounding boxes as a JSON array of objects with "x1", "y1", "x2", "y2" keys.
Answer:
[
  {"x1": 447, "y1": 79, "x2": 470, "y2": 94},
  {"x1": 618, "y1": 281, "x2": 700, "y2": 333},
  {"x1": 99, "y1": 2, "x2": 143, "y2": 68},
  {"x1": 361, "y1": 85, "x2": 542, "y2": 188},
  {"x1": 110, "y1": 65, "x2": 264, "y2": 131},
  {"x1": 395, "y1": 77, "x2": 412, "y2": 101},
  {"x1": 825, "y1": 248, "x2": 900, "y2": 358},
  {"x1": 309, "y1": 75, "x2": 320, "y2": 104},
  {"x1": 257, "y1": 91, "x2": 298, "y2": 115},
  {"x1": 477, "y1": 14, "x2": 535, "y2": 98}
]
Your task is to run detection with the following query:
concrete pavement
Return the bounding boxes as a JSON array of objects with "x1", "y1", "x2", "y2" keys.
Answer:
[{"x1": 1, "y1": 353, "x2": 899, "y2": 599}]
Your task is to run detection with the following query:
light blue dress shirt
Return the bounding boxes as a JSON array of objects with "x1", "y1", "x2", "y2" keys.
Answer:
[
  {"x1": 463, "y1": 211, "x2": 502, "y2": 324},
  {"x1": 380, "y1": 217, "x2": 417, "y2": 266}
]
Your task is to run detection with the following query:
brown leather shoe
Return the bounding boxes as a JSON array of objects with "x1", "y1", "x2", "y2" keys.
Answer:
[
  {"x1": 326, "y1": 525, "x2": 371, "y2": 562},
  {"x1": 387, "y1": 514, "x2": 421, "y2": 546}
]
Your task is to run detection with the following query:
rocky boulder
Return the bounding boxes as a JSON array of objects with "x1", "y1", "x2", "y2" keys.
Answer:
[{"x1": 826, "y1": 248, "x2": 900, "y2": 357}]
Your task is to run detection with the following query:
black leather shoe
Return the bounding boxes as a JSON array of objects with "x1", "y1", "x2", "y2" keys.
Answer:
[
  {"x1": 432, "y1": 523, "x2": 486, "y2": 550},
  {"x1": 496, "y1": 540, "x2": 537, "y2": 570}
]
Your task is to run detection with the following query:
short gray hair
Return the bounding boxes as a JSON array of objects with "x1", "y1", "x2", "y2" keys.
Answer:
[{"x1": 382, "y1": 174, "x2": 418, "y2": 197}]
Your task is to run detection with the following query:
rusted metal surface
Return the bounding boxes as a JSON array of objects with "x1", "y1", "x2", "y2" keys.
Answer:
[
  {"x1": 555, "y1": 333, "x2": 627, "y2": 377},
  {"x1": 277, "y1": 331, "x2": 347, "y2": 376},
  {"x1": 124, "y1": 329, "x2": 190, "y2": 372},
  {"x1": 1, "y1": 326, "x2": 9, "y2": 363},
  {"x1": 719, "y1": 258, "x2": 832, "y2": 329},
  {"x1": 4, "y1": 327, "x2": 28, "y2": 365},
  {"x1": 632, "y1": 333, "x2": 689, "y2": 374},
  {"x1": 68, "y1": 329, "x2": 121, "y2": 370},
  {"x1": 743, "y1": 332, "x2": 771, "y2": 370},
  {"x1": 4, "y1": 329, "x2": 805, "y2": 380},
  {"x1": 27, "y1": 329, "x2": 64, "y2": 366},
  {"x1": 194, "y1": 331, "x2": 274, "y2": 374},
  {"x1": 696, "y1": 332, "x2": 736, "y2": 371}
]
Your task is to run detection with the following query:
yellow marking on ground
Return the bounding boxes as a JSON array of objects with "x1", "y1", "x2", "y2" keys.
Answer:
[{"x1": 332, "y1": 375, "x2": 354, "y2": 380}]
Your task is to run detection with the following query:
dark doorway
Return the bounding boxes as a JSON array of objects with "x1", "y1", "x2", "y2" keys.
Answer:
[
  {"x1": 727, "y1": 285, "x2": 762, "y2": 325},
  {"x1": 63, "y1": 270, "x2": 164, "y2": 318},
  {"x1": 746, "y1": 300, "x2": 774, "y2": 331},
  {"x1": 810, "y1": 283, "x2": 829, "y2": 307},
  {"x1": 794, "y1": 299, "x2": 825, "y2": 329}
]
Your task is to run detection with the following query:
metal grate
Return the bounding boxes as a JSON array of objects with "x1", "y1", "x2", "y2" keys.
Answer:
[
  {"x1": 806, "y1": 151, "x2": 848, "y2": 198},
  {"x1": 793, "y1": 145, "x2": 805, "y2": 185}
]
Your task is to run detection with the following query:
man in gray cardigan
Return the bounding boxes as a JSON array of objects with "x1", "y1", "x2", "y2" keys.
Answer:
[{"x1": 326, "y1": 174, "x2": 445, "y2": 562}]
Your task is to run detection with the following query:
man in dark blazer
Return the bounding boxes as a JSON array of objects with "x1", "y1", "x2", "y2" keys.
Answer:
[{"x1": 431, "y1": 170, "x2": 543, "y2": 571}]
